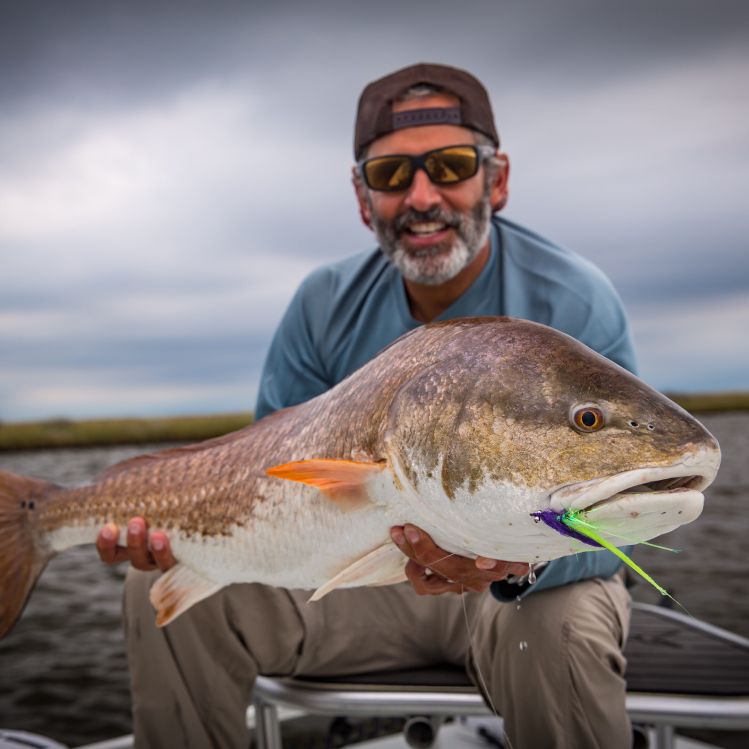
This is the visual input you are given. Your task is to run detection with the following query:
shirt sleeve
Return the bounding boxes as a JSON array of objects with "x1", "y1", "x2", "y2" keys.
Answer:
[
  {"x1": 254, "y1": 271, "x2": 334, "y2": 421},
  {"x1": 572, "y1": 264, "x2": 639, "y2": 376}
]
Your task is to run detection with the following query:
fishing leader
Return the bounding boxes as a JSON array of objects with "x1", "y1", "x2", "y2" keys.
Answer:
[{"x1": 98, "y1": 63, "x2": 636, "y2": 749}]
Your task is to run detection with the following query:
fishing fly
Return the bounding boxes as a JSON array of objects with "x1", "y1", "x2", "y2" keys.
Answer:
[{"x1": 531, "y1": 508, "x2": 678, "y2": 601}]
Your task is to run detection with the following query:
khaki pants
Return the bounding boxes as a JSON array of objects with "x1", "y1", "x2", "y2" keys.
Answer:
[{"x1": 124, "y1": 572, "x2": 631, "y2": 749}]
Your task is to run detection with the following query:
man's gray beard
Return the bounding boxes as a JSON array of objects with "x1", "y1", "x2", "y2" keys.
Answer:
[{"x1": 370, "y1": 193, "x2": 493, "y2": 286}]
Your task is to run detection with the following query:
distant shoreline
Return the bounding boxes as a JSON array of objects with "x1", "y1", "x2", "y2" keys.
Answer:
[
  {"x1": 1, "y1": 392, "x2": 748, "y2": 450},
  {"x1": 0, "y1": 412, "x2": 254, "y2": 451}
]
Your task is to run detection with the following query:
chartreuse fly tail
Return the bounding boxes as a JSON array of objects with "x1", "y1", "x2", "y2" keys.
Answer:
[
  {"x1": 639, "y1": 540, "x2": 680, "y2": 553},
  {"x1": 561, "y1": 509, "x2": 670, "y2": 597},
  {"x1": 568, "y1": 513, "x2": 680, "y2": 553}
]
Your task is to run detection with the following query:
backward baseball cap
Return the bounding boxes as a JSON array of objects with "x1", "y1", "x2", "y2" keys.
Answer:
[{"x1": 354, "y1": 63, "x2": 499, "y2": 160}]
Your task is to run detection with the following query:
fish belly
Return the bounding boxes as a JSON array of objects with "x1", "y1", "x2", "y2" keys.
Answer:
[
  {"x1": 45, "y1": 501, "x2": 404, "y2": 591},
  {"x1": 169, "y1": 503, "x2": 402, "y2": 589}
]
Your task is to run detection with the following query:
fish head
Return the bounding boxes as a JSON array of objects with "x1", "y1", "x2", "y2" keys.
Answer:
[{"x1": 383, "y1": 318, "x2": 720, "y2": 560}]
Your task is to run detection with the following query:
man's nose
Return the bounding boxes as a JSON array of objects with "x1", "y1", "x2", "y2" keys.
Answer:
[{"x1": 403, "y1": 168, "x2": 442, "y2": 212}]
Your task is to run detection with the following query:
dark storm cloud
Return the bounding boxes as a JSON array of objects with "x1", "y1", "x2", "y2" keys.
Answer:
[
  {"x1": 3, "y1": 0, "x2": 748, "y2": 110},
  {"x1": 0, "y1": 1, "x2": 265, "y2": 107}
]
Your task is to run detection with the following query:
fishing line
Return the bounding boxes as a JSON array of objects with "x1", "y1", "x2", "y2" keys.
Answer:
[
  {"x1": 429, "y1": 551, "x2": 457, "y2": 566},
  {"x1": 414, "y1": 551, "x2": 456, "y2": 583},
  {"x1": 459, "y1": 584, "x2": 516, "y2": 749}
]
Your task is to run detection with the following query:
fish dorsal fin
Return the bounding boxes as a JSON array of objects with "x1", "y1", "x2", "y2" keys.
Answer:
[
  {"x1": 149, "y1": 564, "x2": 223, "y2": 627},
  {"x1": 309, "y1": 542, "x2": 407, "y2": 602},
  {"x1": 266, "y1": 458, "x2": 386, "y2": 510}
]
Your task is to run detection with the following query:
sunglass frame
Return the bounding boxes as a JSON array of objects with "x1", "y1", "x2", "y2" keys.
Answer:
[{"x1": 358, "y1": 144, "x2": 496, "y2": 192}]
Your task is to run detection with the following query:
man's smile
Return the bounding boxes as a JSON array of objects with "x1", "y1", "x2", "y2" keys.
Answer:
[
  {"x1": 405, "y1": 221, "x2": 449, "y2": 236},
  {"x1": 401, "y1": 221, "x2": 453, "y2": 248}
]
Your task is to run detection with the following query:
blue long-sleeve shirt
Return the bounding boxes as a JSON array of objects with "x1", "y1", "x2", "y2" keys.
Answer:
[{"x1": 255, "y1": 216, "x2": 638, "y2": 601}]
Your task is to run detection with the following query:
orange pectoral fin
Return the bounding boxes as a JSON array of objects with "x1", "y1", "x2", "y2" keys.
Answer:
[{"x1": 266, "y1": 458, "x2": 386, "y2": 510}]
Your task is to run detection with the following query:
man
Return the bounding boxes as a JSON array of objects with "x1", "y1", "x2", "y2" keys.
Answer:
[{"x1": 98, "y1": 63, "x2": 636, "y2": 748}]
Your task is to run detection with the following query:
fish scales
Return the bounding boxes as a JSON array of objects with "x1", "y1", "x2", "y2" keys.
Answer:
[{"x1": 0, "y1": 317, "x2": 720, "y2": 636}]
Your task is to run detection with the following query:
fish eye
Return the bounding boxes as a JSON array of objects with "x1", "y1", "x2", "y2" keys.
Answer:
[{"x1": 570, "y1": 405, "x2": 605, "y2": 433}]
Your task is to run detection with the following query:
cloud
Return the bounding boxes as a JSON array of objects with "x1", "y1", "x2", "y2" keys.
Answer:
[
  {"x1": 0, "y1": 2, "x2": 747, "y2": 420},
  {"x1": 2, "y1": 374, "x2": 260, "y2": 421},
  {"x1": 630, "y1": 291, "x2": 749, "y2": 392}
]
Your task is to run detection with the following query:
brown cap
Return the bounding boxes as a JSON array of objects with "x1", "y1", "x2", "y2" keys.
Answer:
[{"x1": 354, "y1": 63, "x2": 499, "y2": 159}]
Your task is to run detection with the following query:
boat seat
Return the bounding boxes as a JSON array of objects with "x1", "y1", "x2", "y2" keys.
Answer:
[{"x1": 253, "y1": 602, "x2": 749, "y2": 749}]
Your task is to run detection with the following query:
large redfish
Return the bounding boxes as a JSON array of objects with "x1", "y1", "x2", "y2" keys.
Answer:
[{"x1": 0, "y1": 318, "x2": 720, "y2": 636}]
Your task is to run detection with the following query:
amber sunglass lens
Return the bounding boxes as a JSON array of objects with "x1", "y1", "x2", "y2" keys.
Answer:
[
  {"x1": 364, "y1": 157, "x2": 413, "y2": 191},
  {"x1": 426, "y1": 147, "x2": 479, "y2": 184}
]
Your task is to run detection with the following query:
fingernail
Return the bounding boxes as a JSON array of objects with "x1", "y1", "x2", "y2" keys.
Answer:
[
  {"x1": 405, "y1": 527, "x2": 420, "y2": 545},
  {"x1": 476, "y1": 558, "x2": 497, "y2": 570},
  {"x1": 101, "y1": 524, "x2": 116, "y2": 541},
  {"x1": 127, "y1": 520, "x2": 141, "y2": 535},
  {"x1": 390, "y1": 528, "x2": 405, "y2": 546},
  {"x1": 152, "y1": 537, "x2": 164, "y2": 552}
]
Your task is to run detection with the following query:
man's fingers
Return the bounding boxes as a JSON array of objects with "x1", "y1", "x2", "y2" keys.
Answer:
[
  {"x1": 109, "y1": 547, "x2": 135, "y2": 565},
  {"x1": 96, "y1": 521, "x2": 153, "y2": 568},
  {"x1": 404, "y1": 560, "x2": 459, "y2": 595},
  {"x1": 396, "y1": 524, "x2": 452, "y2": 567},
  {"x1": 95, "y1": 522, "x2": 121, "y2": 565},
  {"x1": 395, "y1": 525, "x2": 491, "y2": 580},
  {"x1": 476, "y1": 557, "x2": 530, "y2": 579},
  {"x1": 404, "y1": 560, "x2": 489, "y2": 596},
  {"x1": 392, "y1": 525, "x2": 528, "y2": 595},
  {"x1": 95, "y1": 517, "x2": 176, "y2": 572},
  {"x1": 126, "y1": 517, "x2": 157, "y2": 571},
  {"x1": 150, "y1": 531, "x2": 177, "y2": 572}
]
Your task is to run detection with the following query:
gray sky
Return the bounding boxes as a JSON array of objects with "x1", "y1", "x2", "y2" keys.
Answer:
[{"x1": 2, "y1": 0, "x2": 748, "y2": 420}]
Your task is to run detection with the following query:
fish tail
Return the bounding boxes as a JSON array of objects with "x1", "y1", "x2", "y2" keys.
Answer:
[{"x1": 0, "y1": 469, "x2": 59, "y2": 638}]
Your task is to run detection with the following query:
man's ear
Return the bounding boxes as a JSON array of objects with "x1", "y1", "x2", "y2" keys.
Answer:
[
  {"x1": 490, "y1": 153, "x2": 510, "y2": 213},
  {"x1": 352, "y1": 167, "x2": 373, "y2": 229}
]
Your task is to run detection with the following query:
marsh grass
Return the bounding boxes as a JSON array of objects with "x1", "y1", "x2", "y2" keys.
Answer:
[
  {"x1": 665, "y1": 391, "x2": 749, "y2": 414},
  {"x1": 0, "y1": 412, "x2": 254, "y2": 451}
]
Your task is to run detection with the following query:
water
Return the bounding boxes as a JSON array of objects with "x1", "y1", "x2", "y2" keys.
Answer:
[
  {"x1": 0, "y1": 413, "x2": 747, "y2": 746},
  {"x1": 0, "y1": 445, "x2": 173, "y2": 746}
]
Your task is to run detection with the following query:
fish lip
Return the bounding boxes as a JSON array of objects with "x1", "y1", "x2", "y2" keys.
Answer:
[{"x1": 548, "y1": 448, "x2": 721, "y2": 514}]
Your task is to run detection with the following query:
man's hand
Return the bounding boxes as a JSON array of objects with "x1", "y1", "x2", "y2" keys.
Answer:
[
  {"x1": 390, "y1": 524, "x2": 529, "y2": 595},
  {"x1": 95, "y1": 517, "x2": 177, "y2": 572}
]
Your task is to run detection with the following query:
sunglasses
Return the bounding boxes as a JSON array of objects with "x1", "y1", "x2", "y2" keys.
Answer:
[{"x1": 359, "y1": 144, "x2": 497, "y2": 192}]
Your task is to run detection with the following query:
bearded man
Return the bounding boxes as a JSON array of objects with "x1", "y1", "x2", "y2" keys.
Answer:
[{"x1": 99, "y1": 64, "x2": 637, "y2": 749}]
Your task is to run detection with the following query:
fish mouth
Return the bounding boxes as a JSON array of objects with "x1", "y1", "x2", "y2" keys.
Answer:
[
  {"x1": 545, "y1": 450, "x2": 720, "y2": 544},
  {"x1": 548, "y1": 449, "x2": 719, "y2": 514}
]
